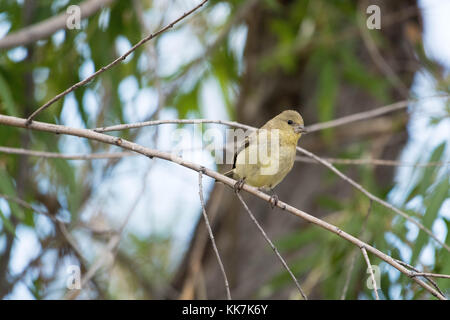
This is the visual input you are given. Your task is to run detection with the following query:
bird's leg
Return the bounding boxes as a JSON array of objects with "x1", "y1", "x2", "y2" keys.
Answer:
[
  {"x1": 234, "y1": 178, "x2": 245, "y2": 193},
  {"x1": 269, "y1": 188, "x2": 279, "y2": 209}
]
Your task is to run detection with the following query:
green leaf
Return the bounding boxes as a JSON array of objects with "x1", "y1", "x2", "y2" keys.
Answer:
[
  {"x1": 0, "y1": 71, "x2": 18, "y2": 115},
  {"x1": 418, "y1": 142, "x2": 446, "y2": 195},
  {"x1": 0, "y1": 207, "x2": 15, "y2": 235},
  {"x1": 340, "y1": 49, "x2": 389, "y2": 102},
  {"x1": 411, "y1": 178, "x2": 449, "y2": 263},
  {"x1": 173, "y1": 80, "x2": 201, "y2": 119},
  {"x1": 276, "y1": 227, "x2": 320, "y2": 251}
]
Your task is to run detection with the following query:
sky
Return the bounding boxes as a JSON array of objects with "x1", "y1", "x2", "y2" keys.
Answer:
[{"x1": 0, "y1": 0, "x2": 449, "y2": 299}]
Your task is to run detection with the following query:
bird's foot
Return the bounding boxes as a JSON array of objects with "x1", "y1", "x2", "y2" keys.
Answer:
[
  {"x1": 234, "y1": 178, "x2": 245, "y2": 193},
  {"x1": 269, "y1": 194, "x2": 279, "y2": 209}
]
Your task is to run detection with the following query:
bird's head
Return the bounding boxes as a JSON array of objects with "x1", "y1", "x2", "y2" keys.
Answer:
[{"x1": 270, "y1": 110, "x2": 306, "y2": 136}]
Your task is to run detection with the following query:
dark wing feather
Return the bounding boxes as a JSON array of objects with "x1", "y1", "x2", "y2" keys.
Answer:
[{"x1": 232, "y1": 135, "x2": 251, "y2": 169}]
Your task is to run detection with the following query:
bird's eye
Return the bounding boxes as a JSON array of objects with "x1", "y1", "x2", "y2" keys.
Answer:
[{"x1": 287, "y1": 120, "x2": 293, "y2": 125}]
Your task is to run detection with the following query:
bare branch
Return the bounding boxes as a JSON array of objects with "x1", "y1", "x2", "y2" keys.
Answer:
[
  {"x1": 26, "y1": 0, "x2": 209, "y2": 123},
  {"x1": 411, "y1": 273, "x2": 450, "y2": 280},
  {"x1": 341, "y1": 200, "x2": 372, "y2": 300},
  {"x1": 0, "y1": 0, "x2": 115, "y2": 50},
  {"x1": 2, "y1": 146, "x2": 448, "y2": 168},
  {"x1": 93, "y1": 118, "x2": 254, "y2": 133},
  {"x1": 395, "y1": 259, "x2": 446, "y2": 297},
  {"x1": 305, "y1": 100, "x2": 410, "y2": 133},
  {"x1": 235, "y1": 192, "x2": 308, "y2": 300},
  {"x1": 0, "y1": 146, "x2": 133, "y2": 160},
  {"x1": 305, "y1": 95, "x2": 448, "y2": 133},
  {"x1": 198, "y1": 171, "x2": 231, "y2": 300},
  {"x1": 0, "y1": 114, "x2": 445, "y2": 299},
  {"x1": 296, "y1": 156, "x2": 450, "y2": 168},
  {"x1": 361, "y1": 246, "x2": 380, "y2": 300}
]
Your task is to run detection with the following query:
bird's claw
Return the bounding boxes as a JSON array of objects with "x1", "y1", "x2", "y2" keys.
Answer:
[
  {"x1": 269, "y1": 194, "x2": 279, "y2": 209},
  {"x1": 234, "y1": 179, "x2": 245, "y2": 193}
]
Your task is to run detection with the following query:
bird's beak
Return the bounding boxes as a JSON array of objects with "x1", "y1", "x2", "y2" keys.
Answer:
[{"x1": 294, "y1": 124, "x2": 307, "y2": 134}]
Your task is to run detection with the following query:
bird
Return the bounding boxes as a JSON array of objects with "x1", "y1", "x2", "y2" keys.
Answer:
[{"x1": 224, "y1": 110, "x2": 306, "y2": 207}]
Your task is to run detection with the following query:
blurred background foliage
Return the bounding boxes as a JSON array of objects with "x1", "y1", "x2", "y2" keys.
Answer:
[{"x1": 0, "y1": 0, "x2": 449, "y2": 299}]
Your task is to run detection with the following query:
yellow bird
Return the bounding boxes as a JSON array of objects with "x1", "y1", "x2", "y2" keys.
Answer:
[{"x1": 225, "y1": 110, "x2": 306, "y2": 207}]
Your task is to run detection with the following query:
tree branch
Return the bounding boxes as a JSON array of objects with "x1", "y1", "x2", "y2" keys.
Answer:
[
  {"x1": 341, "y1": 200, "x2": 372, "y2": 300},
  {"x1": 295, "y1": 156, "x2": 449, "y2": 167},
  {"x1": 198, "y1": 171, "x2": 231, "y2": 300},
  {"x1": 235, "y1": 192, "x2": 308, "y2": 300},
  {"x1": 410, "y1": 272, "x2": 450, "y2": 280},
  {"x1": 361, "y1": 246, "x2": 380, "y2": 300},
  {"x1": 0, "y1": 146, "x2": 133, "y2": 160},
  {"x1": 305, "y1": 100, "x2": 410, "y2": 133},
  {"x1": 0, "y1": 0, "x2": 116, "y2": 50},
  {"x1": 0, "y1": 114, "x2": 446, "y2": 299},
  {"x1": 395, "y1": 259, "x2": 446, "y2": 297},
  {"x1": 2, "y1": 146, "x2": 448, "y2": 167}
]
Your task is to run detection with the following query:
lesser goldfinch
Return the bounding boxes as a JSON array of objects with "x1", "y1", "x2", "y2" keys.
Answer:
[{"x1": 225, "y1": 110, "x2": 306, "y2": 206}]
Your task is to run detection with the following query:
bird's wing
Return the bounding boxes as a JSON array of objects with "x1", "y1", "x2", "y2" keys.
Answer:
[
  {"x1": 232, "y1": 131, "x2": 255, "y2": 169},
  {"x1": 232, "y1": 128, "x2": 279, "y2": 169},
  {"x1": 232, "y1": 136, "x2": 249, "y2": 169}
]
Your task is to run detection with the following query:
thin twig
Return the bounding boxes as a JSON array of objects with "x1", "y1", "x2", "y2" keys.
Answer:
[
  {"x1": 395, "y1": 259, "x2": 447, "y2": 297},
  {"x1": 0, "y1": 146, "x2": 134, "y2": 160},
  {"x1": 93, "y1": 118, "x2": 254, "y2": 133},
  {"x1": 26, "y1": 0, "x2": 209, "y2": 123},
  {"x1": 235, "y1": 192, "x2": 308, "y2": 300},
  {"x1": 2, "y1": 146, "x2": 448, "y2": 168},
  {"x1": 295, "y1": 156, "x2": 450, "y2": 168},
  {"x1": 341, "y1": 200, "x2": 372, "y2": 300},
  {"x1": 0, "y1": 114, "x2": 445, "y2": 299},
  {"x1": 409, "y1": 273, "x2": 450, "y2": 280},
  {"x1": 198, "y1": 171, "x2": 231, "y2": 300},
  {"x1": 305, "y1": 100, "x2": 410, "y2": 133},
  {"x1": 361, "y1": 246, "x2": 380, "y2": 300}
]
